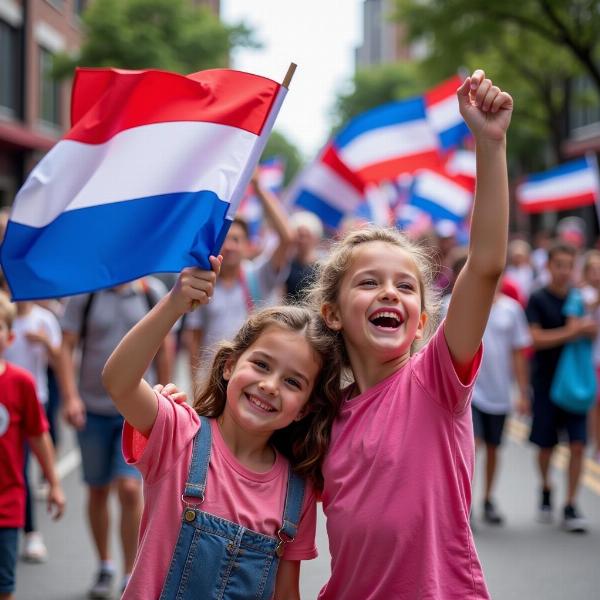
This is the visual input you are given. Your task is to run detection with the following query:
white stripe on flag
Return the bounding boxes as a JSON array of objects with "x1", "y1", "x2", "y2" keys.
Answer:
[
  {"x1": 302, "y1": 162, "x2": 363, "y2": 213},
  {"x1": 427, "y1": 95, "x2": 461, "y2": 132},
  {"x1": 339, "y1": 121, "x2": 438, "y2": 170},
  {"x1": 11, "y1": 121, "x2": 257, "y2": 228},
  {"x1": 415, "y1": 171, "x2": 472, "y2": 215},
  {"x1": 519, "y1": 169, "x2": 598, "y2": 204}
]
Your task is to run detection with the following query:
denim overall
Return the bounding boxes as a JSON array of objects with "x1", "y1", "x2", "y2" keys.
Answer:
[{"x1": 160, "y1": 417, "x2": 305, "y2": 600}]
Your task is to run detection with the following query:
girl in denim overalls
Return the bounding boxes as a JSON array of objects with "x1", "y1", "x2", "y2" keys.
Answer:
[{"x1": 103, "y1": 261, "x2": 341, "y2": 600}]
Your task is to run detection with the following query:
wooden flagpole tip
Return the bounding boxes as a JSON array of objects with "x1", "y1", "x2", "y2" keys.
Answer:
[{"x1": 282, "y1": 63, "x2": 297, "y2": 89}]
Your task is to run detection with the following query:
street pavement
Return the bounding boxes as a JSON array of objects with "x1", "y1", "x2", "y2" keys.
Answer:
[{"x1": 16, "y1": 419, "x2": 600, "y2": 599}]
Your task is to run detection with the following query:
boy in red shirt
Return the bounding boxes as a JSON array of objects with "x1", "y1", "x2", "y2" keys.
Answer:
[{"x1": 0, "y1": 292, "x2": 65, "y2": 600}]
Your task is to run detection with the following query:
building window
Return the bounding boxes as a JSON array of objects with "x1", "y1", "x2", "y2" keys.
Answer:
[
  {"x1": 0, "y1": 19, "x2": 22, "y2": 117},
  {"x1": 571, "y1": 76, "x2": 600, "y2": 131},
  {"x1": 39, "y1": 46, "x2": 61, "y2": 127}
]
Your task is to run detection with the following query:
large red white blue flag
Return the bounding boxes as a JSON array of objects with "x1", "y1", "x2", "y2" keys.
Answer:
[
  {"x1": 1, "y1": 68, "x2": 286, "y2": 300},
  {"x1": 517, "y1": 156, "x2": 600, "y2": 214},
  {"x1": 286, "y1": 144, "x2": 365, "y2": 230}
]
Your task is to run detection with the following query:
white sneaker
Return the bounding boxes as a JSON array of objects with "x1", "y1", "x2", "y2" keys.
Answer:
[{"x1": 22, "y1": 531, "x2": 48, "y2": 563}]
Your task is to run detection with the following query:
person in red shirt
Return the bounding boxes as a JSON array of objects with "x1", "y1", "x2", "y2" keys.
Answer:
[{"x1": 0, "y1": 291, "x2": 65, "y2": 600}]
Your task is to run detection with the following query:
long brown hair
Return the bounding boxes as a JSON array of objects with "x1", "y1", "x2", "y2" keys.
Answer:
[{"x1": 193, "y1": 305, "x2": 342, "y2": 491}]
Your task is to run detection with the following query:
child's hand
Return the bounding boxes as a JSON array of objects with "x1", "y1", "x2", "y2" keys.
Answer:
[
  {"x1": 153, "y1": 383, "x2": 188, "y2": 405},
  {"x1": 25, "y1": 327, "x2": 49, "y2": 347},
  {"x1": 47, "y1": 482, "x2": 66, "y2": 520},
  {"x1": 169, "y1": 256, "x2": 222, "y2": 313},
  {"x1": 457, "y1": 70, "x2": 513, "y2": 142}
]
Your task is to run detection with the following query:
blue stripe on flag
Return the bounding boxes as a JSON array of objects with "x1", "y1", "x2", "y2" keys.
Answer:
[
  {"x1": 438, "y1": 122, "x2": 470, "y2": 151},
  {"x1": 525, "y1": 157, "x2": 590, "y2": 183},
  {"x1": 1, "y1": 190, "x2": 230, "y2": 300},
  {"x1": 335, "y1": 97, "x2": 427, "y2": 148},
  {"x1": 409, "y1": 195, "x2": 463, "y2": 223},
  {"x1": 294, "y1": 190, "x2": 345, "y2": 230}
]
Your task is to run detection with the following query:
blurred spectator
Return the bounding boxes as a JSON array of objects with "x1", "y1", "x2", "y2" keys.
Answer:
[
  {"x1": 57, "y1": 278, "x2": 168, "y2": 598},
  {"x1": 285, "y1": 211, "x2": 324, "y2": 303},
  {"x1": 526, "y1": 242, "x2": 596, "y2": 533},
  {"x1": 580, "y1": 250, "x2": 600, "y2": 462},
  {"x1": 506, "y1": 239, "x2": 535, "y2": 300}
]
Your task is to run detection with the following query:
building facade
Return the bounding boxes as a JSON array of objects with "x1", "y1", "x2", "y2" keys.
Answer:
[
  {"x1": 355, "y1": 0, "x2": 417, "y2": 69},
  {"x1": 0, "y1": 0, "x2": 220, "y2": 208},
  {"x1": 0, "y1": 0, "x2": 88, "y2": 207}
]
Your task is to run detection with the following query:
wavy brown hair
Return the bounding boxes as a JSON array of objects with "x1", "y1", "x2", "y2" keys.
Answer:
[
  {"x1": 193, "y1": 305, "x2": 342, "y2": 491},
  {"x1": 306, "y1": 226, "x2": 442, "y2": 362}
]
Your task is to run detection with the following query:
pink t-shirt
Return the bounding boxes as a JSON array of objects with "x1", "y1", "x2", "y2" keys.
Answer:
[
  {"x1": 121, "y1": 393, "x2": 317, "y2": 600},
  {"x1": 319, "y1": 322, "x2": 489, "y2": 600}
]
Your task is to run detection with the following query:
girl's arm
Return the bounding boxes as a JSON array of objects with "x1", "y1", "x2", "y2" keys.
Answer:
[
  {"x1": 445, "y1": 70, "x2": 513, "y2": 364},
  {"x1": 273, "y1": 560, "x2": 301, "y2": 600},
  {"x1": 102, "y1": 259, "x2": 221, "y2": 434}
]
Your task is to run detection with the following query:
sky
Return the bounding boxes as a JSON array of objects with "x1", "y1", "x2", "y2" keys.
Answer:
[{"x1": 221, "y1": 0, "x2": 363, "y2": 160}]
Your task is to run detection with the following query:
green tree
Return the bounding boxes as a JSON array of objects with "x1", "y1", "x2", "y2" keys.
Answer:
[
  {"x1": 55, "y1": 0, "x2": 257, "y2": 77},
  {"x1": 262, "y1": 130, "x2": 303, "y2": 185},
  {"x1": 395, "y1": 0, "x2": 600, "y2": 95},
  {"x1": 393, "y1": 0, "x2": 600, "y2": 165}
]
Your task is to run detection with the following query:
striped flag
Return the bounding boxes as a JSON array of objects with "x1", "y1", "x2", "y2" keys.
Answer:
[
  {"x1": 1, "y1": 67, "x2": 286, "y2": 300},
  {"x1": 409, "y1": 167, "x2": 473, "y2": 223},
  {"x1": 333, "y1": 96, "x2": 441, "y2": 184},
  {"x1": 286, "y1": 144, "x2": 365, "y2": 230},
  {"x1": 517, "y1": 156, "x2": 600, "y2": 214},
  {"x1": 425, "y1": 75, "x2": 471, "y2": 151}
]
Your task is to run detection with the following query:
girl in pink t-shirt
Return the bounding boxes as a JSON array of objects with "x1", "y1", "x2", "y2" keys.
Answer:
[
  {"x1": 308, "y1": 70, "x2": 513, "y2": 599},
  {"x1": 102, "y1": 259, "x2": 341, "y2": 600}
]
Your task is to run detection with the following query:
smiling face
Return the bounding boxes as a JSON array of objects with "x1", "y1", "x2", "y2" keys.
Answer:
[
  {"x1": 221, "y1": 324, "x2": 321, "y2": 435},
  {"x1": 323, "y1": 241, "x2": 427, "y2": 365}
]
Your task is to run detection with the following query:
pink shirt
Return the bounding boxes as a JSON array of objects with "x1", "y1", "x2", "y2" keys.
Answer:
[
  {"x1": 121, "y1": 393, "x2": 317, "y2": 600},
  {"x1": 319, "y1": 323, "x2": 489, "y2": 600}
]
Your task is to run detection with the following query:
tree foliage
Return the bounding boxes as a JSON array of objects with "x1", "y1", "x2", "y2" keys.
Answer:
[{"x1": 55, "y1": 0, "x2": 257, "y2": 77}]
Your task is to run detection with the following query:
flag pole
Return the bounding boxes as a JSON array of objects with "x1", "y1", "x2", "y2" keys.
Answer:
[{"x1": 282, "y1": 63, "x2": 297, "y2": 89}]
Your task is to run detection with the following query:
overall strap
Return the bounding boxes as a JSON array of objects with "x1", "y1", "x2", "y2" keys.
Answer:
[
  {"x1": 278, "y1": 469, "x2": 305, "y2": 543},
  {"x1": 183, "y1": 416, "x2": 212, "y2": 501}
]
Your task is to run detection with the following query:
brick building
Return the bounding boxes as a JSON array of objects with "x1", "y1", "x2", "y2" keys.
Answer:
[{"x1": 0, "y1": 0, "x2": 220, "y2": 207}]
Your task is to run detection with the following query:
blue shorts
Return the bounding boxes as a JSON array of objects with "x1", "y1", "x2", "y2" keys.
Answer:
[
  {"x1": 472, "y1": 406, "x2": 507, "y2": 447},
  {"x1": 530, "y1": 387, "x2": 588, "y2": 448},
  {"x1": 0, "y1": 528, "x2": 18, "y2": 594},
  {"x1": 77, "y1": 412, "x2": 140, "y2": 487}
]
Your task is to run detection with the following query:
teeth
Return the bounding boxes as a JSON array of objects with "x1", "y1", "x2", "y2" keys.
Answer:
[
  {"x1": 375, "y1": 311, "x2": 400, "y2": 320},
  {"x1": 247, "y1": 395, "x2": 275, "y2": 412}
]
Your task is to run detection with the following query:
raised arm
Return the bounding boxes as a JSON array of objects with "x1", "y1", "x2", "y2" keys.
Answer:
[
  {"x1": 102, "y1": 259, "x2": 220, "y2": 434},
  {"x1": 252, "y1": 171, "x2": 294, "y2": 272},
  {"x1": 445, "y1": 70, "x2": 513, "y2": 364}
]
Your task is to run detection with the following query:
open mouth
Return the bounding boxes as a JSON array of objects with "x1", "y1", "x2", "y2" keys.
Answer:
[
  {"x1": 245, "y1": 393, "x2": 277, "y2": 413},
  {"x1": 369, "y1": 310, "x2": 404, "y2": 330}
]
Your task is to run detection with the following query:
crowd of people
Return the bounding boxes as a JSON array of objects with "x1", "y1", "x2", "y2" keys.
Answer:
[{"x1": 0, "y1": 70, "x2": 598, "y2": 600}]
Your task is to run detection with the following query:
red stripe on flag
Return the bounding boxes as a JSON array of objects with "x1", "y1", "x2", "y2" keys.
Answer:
[
  {"x1": 357, "y1": 151, "x2": 442, "y2": 184},
  {"x1": 322, "y1": 144, "x2": 366, "y2": 192},
  {"x1": 67, "y1": 68, "x2": 280, "y2": 144},
  {"x1": 518, "y1": 192, "x2": 597, "y2": 214},
  {"x1": 425, "y1": 75, "x2": 463, "y2": 107}
]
